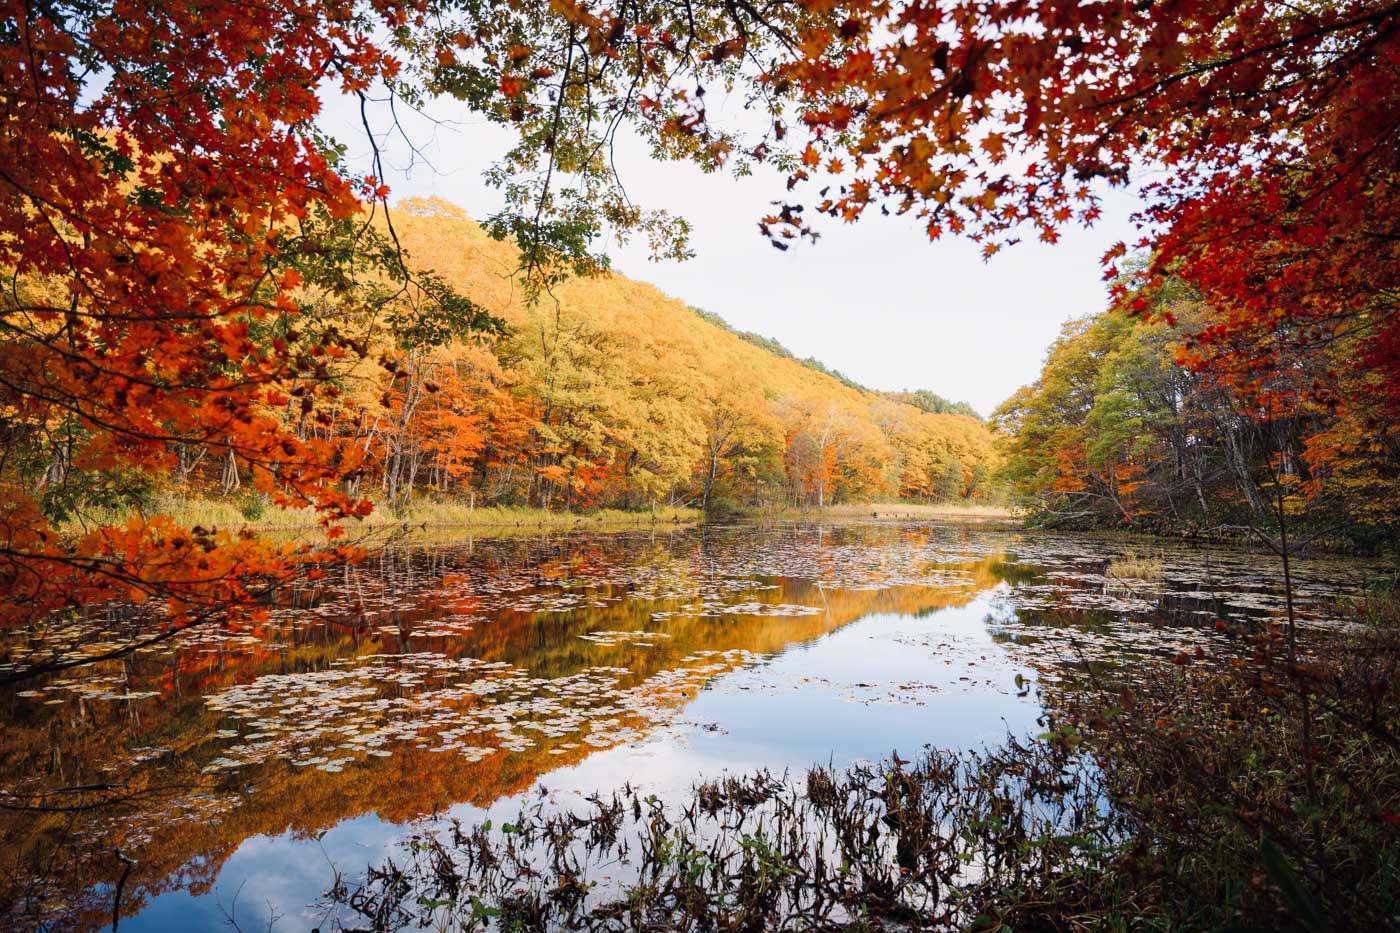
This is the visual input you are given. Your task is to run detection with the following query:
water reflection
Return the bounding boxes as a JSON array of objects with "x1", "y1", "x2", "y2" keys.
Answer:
[{"x1": 0, "y1": 521, "x2": 1378, "y2": 931}]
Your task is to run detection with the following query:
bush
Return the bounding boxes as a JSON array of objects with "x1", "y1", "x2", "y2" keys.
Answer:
[
  {"x1": 703, "y1": 495, "x2": 744, "y2": 523},
  {"x1": 1058, "y1": 608, "x2": 1400, "y2": 930},
  {"x1": 235, "y1": 492, "x2": 267, "y2": 521}
]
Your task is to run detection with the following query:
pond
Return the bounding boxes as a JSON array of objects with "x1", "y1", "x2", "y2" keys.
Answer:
[{"x1": 0, "y1": 519, "x2": 1378, "y2": 931}]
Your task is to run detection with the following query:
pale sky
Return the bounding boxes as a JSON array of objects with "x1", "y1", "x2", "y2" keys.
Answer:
[{"x1": 323, "y1": 94, "x2": 1141, "y2": 418}]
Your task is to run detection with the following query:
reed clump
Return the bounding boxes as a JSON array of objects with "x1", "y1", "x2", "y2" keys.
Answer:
[{"x1": 1108, "y1": 548, "x2": 1165, "y2": 581}]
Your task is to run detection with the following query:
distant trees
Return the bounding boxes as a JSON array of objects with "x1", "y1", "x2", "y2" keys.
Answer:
[
  {"x1": 128, "y1": 204, "x2": 999, "y2": 522},
  {"x1": 993, "y1": 281, "x2": 1400, "y2": 547},
  {"x1": 886, "y1": 390, "x2": 981, "y2": 421},
  {"x1": 775, "y1": 400, "x2": 880, "y2": 508},
  {"x1": 936, "y1": 460, "x2": 965, "y2": 503},
  {"x1": 308, "y1": 205, "x2": 1002, "y2": 515},
  {"x1": 697, "y1": 380, "x2": 774, "y2": 511}
]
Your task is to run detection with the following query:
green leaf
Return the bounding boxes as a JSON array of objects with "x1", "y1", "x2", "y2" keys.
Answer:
[{"x1": 1259, "y1": 838, "x2": 1328, "y2": 932}]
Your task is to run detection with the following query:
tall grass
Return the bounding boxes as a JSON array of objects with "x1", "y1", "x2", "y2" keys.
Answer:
[
  {"x1": 61, "y1": 492, "x2": 701, "y2": 537},
  {"x1": 801, "y1": 501, "x2": 1018, "y2": 520},
  {"x1": 62, "y1": 492, "x2": 1014, "y2": 538},
  {"x1": 1108, "y1": 548, "x2": 1165, "y2": 581}
]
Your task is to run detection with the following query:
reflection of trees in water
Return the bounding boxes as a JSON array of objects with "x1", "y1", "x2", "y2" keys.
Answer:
[{"x1": 0, "y1": 523, "x2": 1004, "y2": 931}]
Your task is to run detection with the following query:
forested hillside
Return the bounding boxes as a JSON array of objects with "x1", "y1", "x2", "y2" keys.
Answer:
[
  {"x1": 686, "y1": 307, "x2": 982, "y2": 419},
  {"x1": 165, "y1": 198, "x2": 996, "y2": 517},
  {"x1": 993, "y1": 277, "x2": 1400, "y2": 550}
]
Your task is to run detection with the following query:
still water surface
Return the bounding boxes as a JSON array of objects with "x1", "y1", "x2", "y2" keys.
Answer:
[{"x1": 0, "y1": 520, "x2": 1376, "y2": 931}]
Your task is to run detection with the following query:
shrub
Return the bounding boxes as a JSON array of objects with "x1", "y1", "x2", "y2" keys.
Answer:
[
  {"x1": 235, "y1": 493, "x2": 267, "y2": 522},
  {"x1": 704, "y1": 495, "x2": 744, "y2": 523}
]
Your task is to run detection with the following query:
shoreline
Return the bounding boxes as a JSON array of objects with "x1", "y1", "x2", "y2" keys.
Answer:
[{"x1": 65, "y1": 496, "x2": 1017, "y2": 539}]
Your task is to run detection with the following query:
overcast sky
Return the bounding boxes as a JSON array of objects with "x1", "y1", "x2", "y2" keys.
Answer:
[{"x1": 323, "y1": 95, "x2": 1140, "y2": 417}]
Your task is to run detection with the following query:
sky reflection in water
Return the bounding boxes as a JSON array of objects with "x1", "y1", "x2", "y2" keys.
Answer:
[{"x1": 0, "y1": 521, "x2": 1377, "y2": 932}]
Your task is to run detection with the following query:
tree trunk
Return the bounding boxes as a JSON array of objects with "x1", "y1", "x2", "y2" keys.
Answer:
[{"x1": 220, "y1": 448, "x2": 240, "y2": 495}]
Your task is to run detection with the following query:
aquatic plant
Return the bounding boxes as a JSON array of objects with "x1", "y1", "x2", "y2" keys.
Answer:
[
  {"x1": 331, "y1": 736, "x2": 1120, "y2": 931},
  {"x1": 331, "y1": 605, "x2": 1400, "y2": 931},
  {"x1": 1108, "y1": 549, "x2": 1165, "y2": 582}
]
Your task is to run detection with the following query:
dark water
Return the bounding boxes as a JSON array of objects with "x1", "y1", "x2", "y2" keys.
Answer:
[{"x1": 0, "y1": 520, "x2": 1378, "y2": 931}]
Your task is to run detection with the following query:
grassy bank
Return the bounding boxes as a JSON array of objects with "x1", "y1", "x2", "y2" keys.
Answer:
[
  {"x1": 65, "y1": 493, "x2": 702, "y2": 537},
  {"x1": 64, "y1": 494, "x2": 1014, "y2": 539},
  {"x1": 759, "y1": 501, "x2": 1018, "y2": 522}
]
